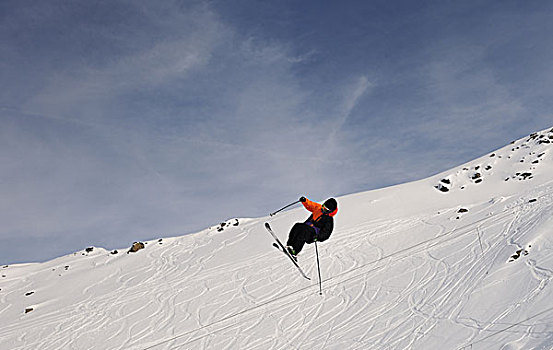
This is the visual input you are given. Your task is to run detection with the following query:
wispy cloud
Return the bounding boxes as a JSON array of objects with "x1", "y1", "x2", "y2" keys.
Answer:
[
  {"x1": 20, "y1": 3, "x2": 224, "y2": 120},
  {"x1": 330, "y1": 75, "x2": 372, "y2": 139}
]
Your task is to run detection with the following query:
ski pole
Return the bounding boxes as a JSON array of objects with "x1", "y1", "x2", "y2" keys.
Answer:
[
  {"x1": 315, "y1": 241, "x2": 323, "y2": 296},
  {"x1": 270, "y1": 200, "x2": 300, "y2": 217}
]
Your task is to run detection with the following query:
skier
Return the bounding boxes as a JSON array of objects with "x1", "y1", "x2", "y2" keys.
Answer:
[{"x1": 286, "y1": 196, "x2": 338, "y2": 258}]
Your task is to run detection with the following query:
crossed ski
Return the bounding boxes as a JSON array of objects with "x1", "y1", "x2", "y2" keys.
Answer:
[{"x1": 264, "y1": 222, "x2": 310, "y2": 280}]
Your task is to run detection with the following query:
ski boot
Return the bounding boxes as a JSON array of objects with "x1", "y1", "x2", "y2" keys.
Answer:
[{"x1": 286, "y1": 246, "x2": 298, "y2": 261}]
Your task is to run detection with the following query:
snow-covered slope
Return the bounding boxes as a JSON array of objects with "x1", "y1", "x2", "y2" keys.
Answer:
[{"x1": 2, "y1": 128, "x2": 553, "y2": 350}]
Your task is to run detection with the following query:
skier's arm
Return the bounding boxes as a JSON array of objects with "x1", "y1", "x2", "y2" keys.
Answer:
[{"x1": 302, "y1": 198, "x2": 322, "y2": 213}]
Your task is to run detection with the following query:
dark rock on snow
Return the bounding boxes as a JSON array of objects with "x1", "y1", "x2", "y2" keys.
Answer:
[
  {"x1": 509, "y1": 249, "x2": 529, "y2": 262},
  {"x1": 519, "y1": 172, "x2": 533, "y2": 180},
  {"x1": 128, "y1": 242, "x2": 145, "y2": 253}
]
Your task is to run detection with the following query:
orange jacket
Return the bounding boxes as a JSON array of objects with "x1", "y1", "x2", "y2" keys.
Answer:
[{"x1": 302, "y1": 198, "x2": 338, "y2": 220}]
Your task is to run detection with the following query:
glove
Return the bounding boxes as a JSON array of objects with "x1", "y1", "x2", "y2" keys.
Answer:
[{"x1": 299, "y1": 196, "x2": 306, "y2": 202}]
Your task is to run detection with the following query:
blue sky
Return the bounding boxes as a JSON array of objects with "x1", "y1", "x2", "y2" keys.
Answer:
[{"x1": 1, "y1": 0, "x2": 552, "y2": 264}]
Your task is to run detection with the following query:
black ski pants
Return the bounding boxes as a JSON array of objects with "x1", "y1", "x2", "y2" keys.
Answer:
[{"x1": 287, "y1": 223, "x2": 316, "y2": 254}]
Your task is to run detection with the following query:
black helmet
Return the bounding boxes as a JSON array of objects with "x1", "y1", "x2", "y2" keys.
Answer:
[{"x1": 322, "y1": 198, "x2": 337, "y2": 213}]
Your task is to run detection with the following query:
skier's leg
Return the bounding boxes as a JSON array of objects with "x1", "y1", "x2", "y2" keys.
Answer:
[
  {"x1": 287, "y1": 223, "x2": 314, "y2": 254},
  {"x1": 287, "y1": 223, "x2": 302, "y2": 253}
]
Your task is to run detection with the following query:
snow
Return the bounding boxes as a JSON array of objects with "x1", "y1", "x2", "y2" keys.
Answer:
[{"x1": 2, "y1": 127, "x2": 553, "y2": 349}]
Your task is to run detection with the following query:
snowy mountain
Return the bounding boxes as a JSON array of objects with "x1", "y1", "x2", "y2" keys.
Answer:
[{"x1": 2, "y1": 127, "x2": 553, "y2": 350}]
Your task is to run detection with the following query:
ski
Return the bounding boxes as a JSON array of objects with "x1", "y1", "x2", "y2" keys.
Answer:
[{"x1": 265, "y1": 222, "x2": 311, "y2": 280}]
